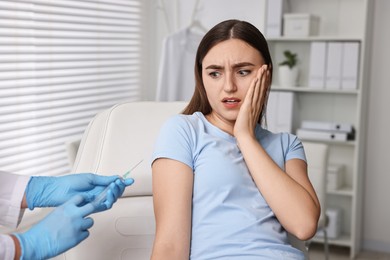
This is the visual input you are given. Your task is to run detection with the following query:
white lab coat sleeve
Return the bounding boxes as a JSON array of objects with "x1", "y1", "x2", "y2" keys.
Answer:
[
  {"x1": 0, "y1": 234, "x2": 16, "y2": 260},
  {"x1": 0, "y1": 171, "x2": 30, "y2": 228}
]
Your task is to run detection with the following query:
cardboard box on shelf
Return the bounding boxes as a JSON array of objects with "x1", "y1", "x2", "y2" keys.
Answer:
[
  {"x1": 283, "y1": 13, "x2": 319, "y2": 37},
  {"x1": 327, "y1": 164, "x2": 345, "y2": 190},
  {"x1": 316, "y1": 208, "x2": 343, "y2": 239}
]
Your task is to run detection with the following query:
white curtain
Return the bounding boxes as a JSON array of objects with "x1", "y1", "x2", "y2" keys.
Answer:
[{"x1": 0, "y1": 0, "x2": 146, "y2": 177}]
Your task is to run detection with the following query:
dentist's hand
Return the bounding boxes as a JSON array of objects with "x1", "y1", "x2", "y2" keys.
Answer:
[
  {"x1": 234, "y1": 65, "x2": 270, "y2": 140},
  {"x1": 91, "y1": 178, "x2": 135, "y2": 213},
  {"x1": 26, "y1": 173, "x2": 134, "y2": 209},
  {"x1": 14, "y1": 195, "x2": 95, "y2": 260}
]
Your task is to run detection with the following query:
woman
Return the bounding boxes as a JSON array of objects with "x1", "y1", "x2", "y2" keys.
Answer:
[{"x1": 151, "y1": 19, "x2": 320, "y2": 259}]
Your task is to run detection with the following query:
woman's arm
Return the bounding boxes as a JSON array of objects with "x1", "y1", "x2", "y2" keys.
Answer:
[
  {"x1": 234, "y1": 65, "x2": 320, "y2": 240},
  {"x1": 236, "y1": 136, "x2": 320, "y2": 240},
  {"x1": 151, "y1": 158, "x2": 194, "y2": 260}
]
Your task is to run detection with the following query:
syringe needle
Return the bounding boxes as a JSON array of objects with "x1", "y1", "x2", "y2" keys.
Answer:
[
  {"x1": 122, "y1": 159, "x2": 143, "y2": 179},
  {"x1": 92, "y1": 159, "x2": 143, "y2": 207}
]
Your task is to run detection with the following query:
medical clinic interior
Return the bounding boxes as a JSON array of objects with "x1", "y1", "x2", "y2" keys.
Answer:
[{"x1": 0, "y1": 0, "x2": 389, "y2": 259}]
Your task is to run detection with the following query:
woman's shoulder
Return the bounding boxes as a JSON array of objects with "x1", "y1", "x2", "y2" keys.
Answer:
[
  {"x1": 258, "y1": 127, "x2": 305, "y2": 161},
  {"x1": 164, "y1": 112, "x2": 202, "y2": 124},
  {"x1": 161, "y1": 112, "x2": 204, "y2": 131},
  {"x1": 257, "y1": 127, "x2": 301, "y2": 146}
]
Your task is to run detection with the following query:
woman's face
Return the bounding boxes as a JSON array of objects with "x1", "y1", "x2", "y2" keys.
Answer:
[{"x1": 202, "y1": 39, "x2": 265, "y2": 126}]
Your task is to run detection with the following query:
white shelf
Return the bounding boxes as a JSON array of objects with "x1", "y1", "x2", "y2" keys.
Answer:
[
  {"x1": 312, "y1": 233, "x2": 352, "y2": 247},
  {"x1": 271, "y1": 86, "x2": 359, "y2": 95},
  {"x1": 298, "y1": 138, "x2": 356, "y2": 146},
  {"x1": 268, "y1": 36, "x2": 363, "y2": 42},
  {"x1": 265, "y1": 0, "x2": 373, "y2": 258},
  {"x1": 327, "y1": 186, "x2": 354, "y2": 196}
]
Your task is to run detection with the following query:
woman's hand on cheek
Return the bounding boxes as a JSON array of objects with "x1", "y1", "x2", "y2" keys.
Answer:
[{"x1": 234, "y1": 65, "x2": 269, "y2": 140}]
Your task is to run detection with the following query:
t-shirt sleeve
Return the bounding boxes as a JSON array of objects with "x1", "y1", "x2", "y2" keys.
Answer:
[
  {"x1": 284, "y1": 133, "x2": 307, "y2": 162},
  {"x1": 151, "y1": 115, "x2": 194, "y2": 170}
]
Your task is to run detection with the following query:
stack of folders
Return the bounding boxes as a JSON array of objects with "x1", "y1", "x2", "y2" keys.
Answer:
[
  {"x1": 296, "y1": 120, "x2": 355, "y2": 142},
  {"x1": 308, "y1": 41, "x2": 360, "y2": 90}
]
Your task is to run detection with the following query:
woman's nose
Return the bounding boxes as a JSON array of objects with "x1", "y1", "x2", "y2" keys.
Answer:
[{"x1": 223, "y1": 75, "x2": 237, "y2": 93}]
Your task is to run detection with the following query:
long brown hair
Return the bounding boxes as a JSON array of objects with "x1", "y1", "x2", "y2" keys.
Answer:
[{"x1": 182, "y1": 19, "x2": 273, "y2": 125}]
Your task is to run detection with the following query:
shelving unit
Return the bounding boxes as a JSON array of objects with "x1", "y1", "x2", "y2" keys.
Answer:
[{"x1": 267, "y1": 0, "x2": 374, "y2": 258}]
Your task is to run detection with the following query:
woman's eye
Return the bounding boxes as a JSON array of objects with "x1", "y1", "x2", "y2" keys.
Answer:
[
  {"x1": 238, "y1": 70, "x2": 251, "y2": 76},
  {"x1": 209, "y1": 71, "x2": 221, "y2": 78}
]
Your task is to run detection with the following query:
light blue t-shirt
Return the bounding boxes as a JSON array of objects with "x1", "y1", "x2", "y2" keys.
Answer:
[{"x1": 152, "y1": 112, "x2": 307, "y2": 260}]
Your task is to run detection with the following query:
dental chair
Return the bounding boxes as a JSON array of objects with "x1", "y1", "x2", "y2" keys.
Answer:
[
  {"x1": 61, "y1": 101, "x2": 309, "y2": 260},
  {"x1": 62, "y1": 101, "x2": 187, "y2": 259}
]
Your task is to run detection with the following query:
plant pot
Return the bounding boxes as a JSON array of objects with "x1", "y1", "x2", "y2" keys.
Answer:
[{"x1": 278, "y1": 66, "x2": 299, "y2": 87}]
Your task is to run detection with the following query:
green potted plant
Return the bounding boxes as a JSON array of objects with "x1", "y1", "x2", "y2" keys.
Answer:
[{"x1": 278, "y1": 50, "x2": 299, "y2": 87}]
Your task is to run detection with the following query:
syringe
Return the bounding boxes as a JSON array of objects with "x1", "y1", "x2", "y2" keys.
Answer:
[
  {"x1": 122, "y1": 159, "x2": 143, "y2": 179},
  {"x1": 91, "y1": 159, "x2": 143, "y2": 206}
]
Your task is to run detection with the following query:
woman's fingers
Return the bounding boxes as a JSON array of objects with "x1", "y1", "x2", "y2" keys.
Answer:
[
  {"x1": 244, "y1": 74, "x2": 257, "y2": 106},
  {"x1": 251, "y1": 68, "x2": 262, "y2": 107},
  {"x1": 252, "y1": 65, "x2": 268, "y2": 119},
  {"x1": 259, "y1": 65, "x2": 269, "y2": 107}
]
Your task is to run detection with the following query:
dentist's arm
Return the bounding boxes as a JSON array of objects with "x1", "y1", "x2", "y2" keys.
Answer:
[
  {"x1": 14, "y1": 195, "x2": 96, "y2": 260},
  {"x1": 11, "y1": 176, "x2": 134, "y2": 260},
  {"x1": 25, "y1": 173, "x2": 134, "y2": 209}
]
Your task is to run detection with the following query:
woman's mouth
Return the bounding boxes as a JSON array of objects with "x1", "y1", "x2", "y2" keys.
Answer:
[{"x1": 222, "y1": 98, "x2": 241, "y2": 108}]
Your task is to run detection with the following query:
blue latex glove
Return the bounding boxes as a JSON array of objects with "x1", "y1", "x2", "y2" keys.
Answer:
[
  {"x1": 26, "y1": 173, "x2": 134, "y2": 210},
  {"x1": 91, "y1": 178, "x2": 135, "y2": 213},
  {"x1": 14, "y1": 195, "x2": 95, "y2": 260}
]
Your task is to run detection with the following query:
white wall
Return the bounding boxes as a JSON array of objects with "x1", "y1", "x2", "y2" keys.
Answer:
[
  {"x1": 149, "y1": 0, "x2": 390, "y2": 254},
  {"x1": 362, "y1": 0, "x2": 390, "y2": 253}
]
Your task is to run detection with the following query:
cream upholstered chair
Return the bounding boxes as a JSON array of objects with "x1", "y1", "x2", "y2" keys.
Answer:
[
  {"x1": 303, "y1": 141, "x2": 330, "y2": 260},
  {"x1": 60, "y1": 101, "x2": 309, "y2": 259},
  {"x1": 62, "y1": 101, "x2": 187, "y2": 260}
]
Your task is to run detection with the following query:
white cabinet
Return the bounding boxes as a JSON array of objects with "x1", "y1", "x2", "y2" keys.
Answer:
[{"x1": 266, "y1": 0, "x2": 373, "y2": 258}]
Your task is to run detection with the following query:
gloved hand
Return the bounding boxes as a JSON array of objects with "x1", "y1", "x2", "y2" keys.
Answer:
[
  {"x1": 26, "y1": 173, "x2": 134, "y2": 210},
  {"x1": 91, "y1": 178, "x2": 135, "y2": 213},
  {"x1": 14, "y1": 195, "x2": 95, "y2": 260}
]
